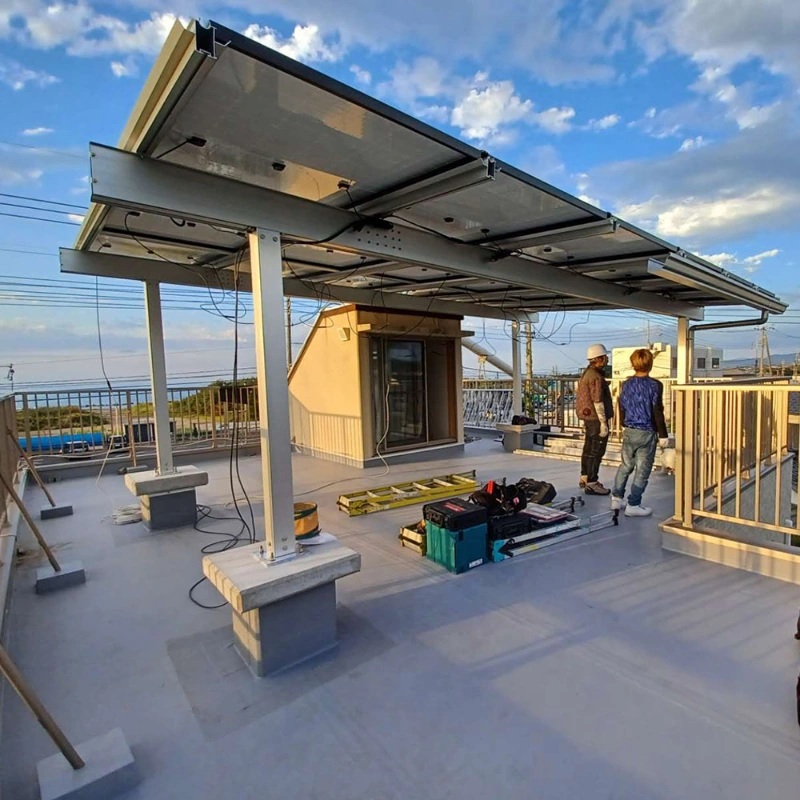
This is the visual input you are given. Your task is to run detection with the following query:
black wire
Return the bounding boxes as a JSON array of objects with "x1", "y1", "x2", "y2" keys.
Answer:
[
  {"x1": 153, "y1": 139, "x2": 192, "y2": 160},
  {"x1": 0, "y1": 191, "x2": 87, "y2": 209},
  {"x1": 231, "y1": 250, "x2": 257, "y2": 543},
  {"x1": 188, "y1": 504, "x2": 254, "y2": 609},
  {"x1": 0, "y1": 211, "x2": 80, "y2": 226},
  {"x1": 0, "y1": 200, "x2": 83, "y2": 217},
  {"x1": 95, "y1": 277, "x2": 112, "y2": 393}
]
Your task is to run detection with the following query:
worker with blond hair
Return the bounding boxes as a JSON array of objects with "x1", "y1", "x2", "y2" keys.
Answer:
[
  {"x1": 611, "y1": 348, "x2": 669, "y2": 517},
  {"x1": 576, "y1": 343, "x2": 614, "y2": 495}
]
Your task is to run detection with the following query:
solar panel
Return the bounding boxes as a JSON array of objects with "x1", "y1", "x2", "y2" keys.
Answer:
[{"x1": 72, "y1": 19, "x2": 785, "y2": 318}]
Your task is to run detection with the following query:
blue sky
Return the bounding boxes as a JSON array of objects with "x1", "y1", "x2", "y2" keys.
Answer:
[{"x1": 2, "y1": 0, "x2": 800, "y2": 388}]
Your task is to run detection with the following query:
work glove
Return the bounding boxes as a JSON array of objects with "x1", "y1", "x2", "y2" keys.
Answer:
[
  {"x1": 599, "y1": 421, "x2": 609, "y2": 438},
  {"x1": 658, "y1": 438, "x2": 669, "y2": 449}
]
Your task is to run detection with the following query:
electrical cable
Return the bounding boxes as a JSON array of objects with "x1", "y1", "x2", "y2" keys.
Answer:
[
  {"x1": 0, "y1": 211, "x2": 80, "y2": 226},
  {"x1": 95, "y1": 277, "x2": 113, "y2": 394},
  {"x1": 0, "y1": 192, "x2": 87, "y2": 209}
]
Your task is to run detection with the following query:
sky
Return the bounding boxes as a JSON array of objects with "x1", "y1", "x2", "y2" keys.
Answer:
[{"x1": 2, "y1": 0, "x2": 800, "y2": 390}]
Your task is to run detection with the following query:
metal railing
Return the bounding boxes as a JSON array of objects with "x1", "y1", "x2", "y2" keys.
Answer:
[
  {"x1": 673, "y1": 381, "x2": 799, "y2": 546},
  {"x1": 12, "y1": 385, "x2": 260, "y2": 462},
  {"x1": 463, "y1": 377, "x2": 678, "y2": 435},
  {"x1": 0, "y1": 394, "x2": 17, "y2": 525}
]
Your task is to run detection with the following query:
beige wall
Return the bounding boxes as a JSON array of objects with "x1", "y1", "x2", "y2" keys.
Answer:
[
  {"x1": 288, "y1": 307, "x2": 364, "y2": 461},
  {"x1": 289, "y1": 306, "x2": 464, "y2": 463}
]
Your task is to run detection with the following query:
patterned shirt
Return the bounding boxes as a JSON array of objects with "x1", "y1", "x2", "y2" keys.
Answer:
[
  {"x1": 619, "y1": 376, "x2": 668, "y2": 437},
  {"x1": 576, "y1": 366, "x2": 613, "y2": 422}
]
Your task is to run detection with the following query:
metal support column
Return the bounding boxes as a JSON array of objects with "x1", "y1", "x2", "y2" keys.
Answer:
[
  {"x1": 674, "y1": 316, "x2": 691, "y2": 523},
  {"x1": 144, "y1": 281, "x2": 174, "y2": 474},
  {"x1": 676, "y1": 317, "x2": 691, "y2": 384},
  {"x1": 249, "y1": 230, "x2": 296, "y2": 562},
  {"x1": 511, "y1": 321, "x2": 523, "y2": 416}
]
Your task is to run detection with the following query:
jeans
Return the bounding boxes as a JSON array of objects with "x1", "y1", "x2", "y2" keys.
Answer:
[
  {"x1": 581, "y1": 419, "x2": 609, "y2": 483},
  {"x1": 612, "y1": 428, "x2": 657, "y2": 506}
]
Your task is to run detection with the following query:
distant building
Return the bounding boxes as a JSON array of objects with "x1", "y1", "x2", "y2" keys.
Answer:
[{"x1": 612, "y1": 342, "x2": 724, "y2": 381}]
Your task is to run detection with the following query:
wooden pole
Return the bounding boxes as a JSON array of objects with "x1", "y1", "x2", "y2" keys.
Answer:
[
  {"x1": 0, "y1": 471, "x2": 60, "y2": 572},
  {"x1": 7, "y1": 428, "x2": 56, "y2": 507},
  {"x1": 0, "y1": 643, "x2": 85, "y2": 769}
]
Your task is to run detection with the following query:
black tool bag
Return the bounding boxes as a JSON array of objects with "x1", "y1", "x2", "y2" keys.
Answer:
[
  {"x1": 511, "y1": 414, "x2": 537, "y2": 425},
  {"x1": 517, "y1": 477, "x2": 557, "y2": 505},
  {"x1": 470, "y1": 479, "x2": 527, "y2": 517}
]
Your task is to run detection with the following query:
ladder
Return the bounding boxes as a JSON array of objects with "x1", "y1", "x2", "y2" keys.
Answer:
[{"x1": 337, "y1": 470, "x2": 479, "y2": 517}]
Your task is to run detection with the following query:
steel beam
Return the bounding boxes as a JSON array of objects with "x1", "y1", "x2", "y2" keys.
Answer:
[
  {"x1": 87, "y1": 144, "x2": 706, "y2": 319},
  {"x1": 250, "y1": 230, "x2": 296, "y2": 562},
  {"x1": 60, "y1": 249, "x2": 538, "y2": 322},
  {"x1": 490, "y1": 219, "x2": 617, "y2": 249},
  {"x1": 353, "y1": 157, "x2": 496, "y2": 217},
  {"x1": 649, "y1": 257, "x2": 786, "y2": 314}
]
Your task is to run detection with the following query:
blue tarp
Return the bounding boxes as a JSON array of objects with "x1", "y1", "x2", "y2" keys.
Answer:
[{"x1": 19, "y1": 432, "x2": 105, "y2": 453}]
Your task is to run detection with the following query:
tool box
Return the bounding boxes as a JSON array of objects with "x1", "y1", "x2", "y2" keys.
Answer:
[
  {"x1": 424, "y1": 499, "x2": 488, "y2": 574},
  {"x1": 399, "y1": 522, "x2": 427, "y2": 556},
  {"x1": 488, "y1": 513, "x2": 532, "y2": 541}
]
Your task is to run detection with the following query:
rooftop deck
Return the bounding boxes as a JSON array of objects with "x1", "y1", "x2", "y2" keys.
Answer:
[{"x1": 3, "y1": 437, "x2": 800, "y2": 799}]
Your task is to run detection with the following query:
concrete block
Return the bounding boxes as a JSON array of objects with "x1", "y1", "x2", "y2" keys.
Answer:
[
  {"x1": 37, "y1": 727, "x2": 139, "y2": 800},
  {"x1": 40, "y1": 505, "x2": 74, "y2": 520},
  {"x1": 36, "y1": 561, "x2": 86, "y2": 595},
  {"x1": 232, "y1": 581, "x2": 338, "y2": 677},
  {"x1": 203, "y1": 540, "x2": 361, "y2": 612},
  {"x1": 124, "y1": 465, "x2": 208, "y2": 496},
  {"x1": 140, "y1": 488, "x2": 197, "y2": 531}
]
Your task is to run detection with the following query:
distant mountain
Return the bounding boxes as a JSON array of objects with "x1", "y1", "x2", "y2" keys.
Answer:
[{"x1": 723, "y1": 353, "x2": 799, "y2": 369}]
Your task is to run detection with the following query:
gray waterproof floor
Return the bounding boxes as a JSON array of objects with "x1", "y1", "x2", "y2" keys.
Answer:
[{"x1": 3, "y1": 437, "x2": 800, "y2": 799}]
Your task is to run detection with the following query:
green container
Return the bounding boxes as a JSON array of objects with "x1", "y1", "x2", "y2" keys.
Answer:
[{"x1": 426, "y1": 521, "x2": 487, "y2": 574}]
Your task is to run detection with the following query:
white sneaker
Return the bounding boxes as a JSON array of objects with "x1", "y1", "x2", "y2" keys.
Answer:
[
  {"x1": 610, "y1": 495, "x2": 626, "y2": 511},
  {"x1": 625, "y1": 504, "x2": 652, "y2": 517}
]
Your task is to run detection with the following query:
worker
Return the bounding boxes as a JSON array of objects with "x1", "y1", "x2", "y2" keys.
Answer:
[
  {"x1": 576, "y1": 343, "x2": 613, "y2": 495},
  {"x1": 610, "y1": 348, "x2": 669, "y2": 517}
]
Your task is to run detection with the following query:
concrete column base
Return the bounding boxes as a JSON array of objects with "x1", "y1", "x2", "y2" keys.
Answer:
[
  {"x1": 36, "y1": 727, "x2": 139, "y2": 800},
  {"x1": 40, "y1": 505, "x2": 74, "y2": 520},
  {"x1": 140, "y1": 488, "x2": 197, "y2": 531},
  {"x1": 232, "y1": 581, "x2": 337, "y2": 677},
  {"x1": 36, "y1": 561, "x2": 86, "y2": 595}
]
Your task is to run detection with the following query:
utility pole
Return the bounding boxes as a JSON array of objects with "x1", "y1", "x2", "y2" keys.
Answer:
[
  {"x1": 285, "y1": 298, "x2": 292, "y2": 370},
  {"x1": 757, "y1": 327, "x2": 773, "y2": 377},
  {"x1": 5, "y1": 364, "x2": 14, "y2": 392},
  {"x1": 525, "y1": 321, "x2": 533, "y2": 380}
]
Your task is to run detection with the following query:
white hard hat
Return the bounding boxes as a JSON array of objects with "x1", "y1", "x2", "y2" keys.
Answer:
[{"x1": 586, "y1": 343, "x2": 609, "y2": 360}]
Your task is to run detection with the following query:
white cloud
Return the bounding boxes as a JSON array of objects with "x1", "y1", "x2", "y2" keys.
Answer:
[
  {"x1": 110, "y1": 59, "x2": 137, "y2": 78},
  {"x1": 67, "y1": 213, "x2": 85, "y2": 223},
  {"x1": 521, "y1": 144, "x2": 565, "y2": 180},
  {"x1": 21, "y1": 126, "x2": 53, "y2": 136},
  {"x1": 0, "y1": 58, "x2": 58, "y2": 90},
  {"x1": 690, "y1": 65, "x2": 784, "y2": 131},
  {"x1": 578, "y1": 194, "x2": 601, "y2": 208},
  {"x1": 678, "y1": 135, "x2": 707, "y2": 151},
  {"x1": 617, "y1": 188, "x2": 794, "y2": 240},
  {"x1": 418, "y1": 104, "x2": 450, "y2": 123},
  {"x1": 349, "y1": 64, "x2": 371, "y2": 85},
  {"x1": 243, "y1": 23, "x2": 342, "y2": 63},
  {"x1": 451, "y1": 80, "x2": 533, "y2": 140},
  {"x1": 530, "y1": 106, "x2": 576, "y2": 134},
  {"x1": 698, "y1": 248, "x2": 780, "y2": 274},
  {"x1": 586, "y1": 113, "x2": 621, "y2": 131},
  {"x1": 636, "y1": 0, "x2": 800, "y2": 85},
  {"x1": 379, "y1": 57, "x2": 447, "y2": 104}
]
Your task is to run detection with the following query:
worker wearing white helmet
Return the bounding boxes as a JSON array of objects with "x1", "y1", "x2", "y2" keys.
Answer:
[{"x1": 575, "y1": 343, "x2": 614, "y2": 495}]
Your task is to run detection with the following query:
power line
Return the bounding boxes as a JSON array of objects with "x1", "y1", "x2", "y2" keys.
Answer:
[
  {"x1": 0, "y1": 211, "x2": 80, "y2": 226},
  {"x1": 0, "y1": 140, "x2": 84, "y2": 160},
  {"x1": 0, "y1": 192, "x2": 87, "y2": 210}
]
